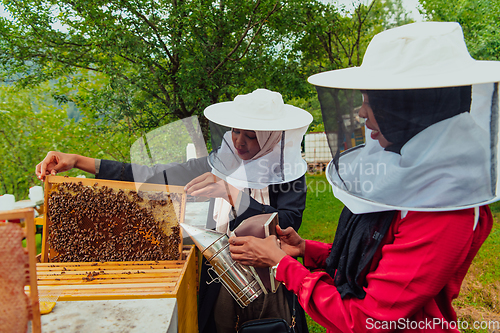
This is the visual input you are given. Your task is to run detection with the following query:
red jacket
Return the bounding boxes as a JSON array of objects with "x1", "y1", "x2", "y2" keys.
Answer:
[{"x1": 277, "y1": 207, "x2": 493, "y2": 332}]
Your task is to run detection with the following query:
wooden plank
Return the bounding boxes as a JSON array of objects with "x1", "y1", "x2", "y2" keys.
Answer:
[
  {"x1": 37, "y1": 278, "x2": 180, "y2": 286},
  {"x1": 178, "y1": 188, "x2": 187, "y2": 256},
  {"x1": 36, "y1": 260, "x2": 186, "y2": 270},
  {"x1": 45, "y1": 272, "x2": 179, "y2": 278},
  {"x1": 36, "y1": 274, "x2": 182, "y2": 281},
  {"x1": 36, "y1": 270, "x2": 182, "y2": 277},
  {"x1": 36, "y1": 264, "x2": 186, "y2": 270},
  {"x1": 37, "y1": 275, "x2": 182, "y2": 283},
  {"x1": 45, "y1": 175, "x2": 185, "y2": 193},
  {"x1": 53, "y1": 292, "x2": 177, "y2": 302},
  {"x1": 41, "y1": 180, "x2": 51, "y2": 262},
  {"x1": 37, "y1": 282, "x2": 178, "y2": 290},
  {"x1": 37, "y1": 287, "x2": 177, "y2": 297},
  {"x1": 36, "y1": 266, "x2": 183, "y2": 273},
  {"x1": 36, "y1": 271, "x2": 182, "y2": 279},
  {"x1": 36, "y1": 271, "x2": 182, "y2": 278},
  {"x1": 175, "y1": 245, "x2": 199, "y2": 333},
  {"x1": 38, "y1": 287, "x2": 176, "y2": 295},
  {"x1": 37, "y1": 258, "x2": 187, "y2": 265},
  {"x1": 24, "y1": 209, "x2": 42, "y2": 333},
  {"x1": 0, "y1": 207, "x2": 34, "y2": 220},
  {"x1": 38, "y1": 273, "x2": 181, "y2": 280},
  {"x1": 52, "y1": 291, "x2": 176, "y2": 299},
  {"x1": 34, "y1": 245, "x2": 197, "y2": 297},
  {"x1": 35, "y1": 245, "x2": 198, "y2": 332},
  {"x1": 36, "y1": 261, "x2": 185, "y2": 285}
]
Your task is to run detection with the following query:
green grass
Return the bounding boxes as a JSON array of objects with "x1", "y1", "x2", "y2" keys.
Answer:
[
  {"x1": 300, "y1": 174, "x2": 344, "y2": 242},
  {"x1": 300, "y1": 173, "x2": 500, "y2": 333},
  {"x1": 36, "y1": 232, "x2": 42, "y2": 254},
  {"x1": 22, "y1": 233, "x2": 42, "y2": 254},
  {"x1": 300, "y1": 174, "x2": 340, "y2": 333},
  {"x1": 452, "y1": 202, "x2": 500, "y2": 333},
  {"x1": 472, "y1": 219, "x2": 500, "y2": 285}
]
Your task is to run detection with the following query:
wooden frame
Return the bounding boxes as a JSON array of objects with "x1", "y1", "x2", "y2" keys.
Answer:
[
  {"x1": 36, "y1": 245, "x2": 199, "y2": 333},
  {"x1": 0, "y1": 208, "x2": 41, "y2": 333},
  {"x1": 41, "y1": 175, "x2": 187, "y2": 263},
  {"x1": 37, "y1": 175, "x2": 197, "y2": 332}
]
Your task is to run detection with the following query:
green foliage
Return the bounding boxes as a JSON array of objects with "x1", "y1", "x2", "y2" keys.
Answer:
[
  {"x1": 0, "y1": 0, "x2": 313, "y2": 142},
  {"x1": 288, "y1": 96, "x2": 324, "y2": 133},
  {"x1": 419, "y1": 0, "x2": 500, "y2": 60},
  {"x1": 282, "y1": 0, "x2": 413, "y2": 144},
  {"x1": 0, "y1": 82, "x2": 135, "y2": 200},
  {"x1": 284, "y1": 0, "x2": 414, "y2": 76},
  {"x1": 0, "y1": 0, "x2": 417, "y2": 144}
]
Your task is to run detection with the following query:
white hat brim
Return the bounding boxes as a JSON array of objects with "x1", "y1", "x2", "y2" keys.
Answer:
[
  {"x1": 309, "y1": 60, "x2": 500, "y2": 90},
  {"x1": 204, "y1": 102, "x2": 313, "y2": 131}
]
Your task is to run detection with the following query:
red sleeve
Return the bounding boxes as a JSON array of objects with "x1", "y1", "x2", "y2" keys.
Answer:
[
  {"x1": 303, "y1": 240, "x2": 332, "y2": 270},
  {"x1": 276, "y1": 209, "x2": 486, "y2": 332}
]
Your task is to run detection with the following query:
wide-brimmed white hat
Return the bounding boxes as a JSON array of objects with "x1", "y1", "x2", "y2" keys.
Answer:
[
  {"x1": 204, "y1": 88, "x2": 313, "y2": 130},
  {"x1": 308, "y1": 22, "x2": 500, "y2": 90}
]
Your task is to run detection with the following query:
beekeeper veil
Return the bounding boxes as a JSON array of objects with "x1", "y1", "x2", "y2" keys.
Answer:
[
  {"x1": 308, "y1": 22, "x2": 500, "y2": 214},
  {"x1": 205, "y1": 89, "x2": 313, "y2": 190}
]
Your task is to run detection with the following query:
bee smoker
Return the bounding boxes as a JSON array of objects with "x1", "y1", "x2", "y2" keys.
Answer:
[{"x1": 181, "y1": 224, "x2": 263, "y2": 307}]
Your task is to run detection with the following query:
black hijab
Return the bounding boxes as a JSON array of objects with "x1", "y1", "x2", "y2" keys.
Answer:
[
  {"x1": 367, "y1": 86, "x2": 472, "y2": 153},
  {"x1": 325, "y1": 208, "x2": 396, "y2": 299},
  {"x1": 325, "y1": 86, "x2": 472, "y2": 299}
]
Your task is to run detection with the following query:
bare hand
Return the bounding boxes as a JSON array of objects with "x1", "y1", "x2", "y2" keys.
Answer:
[
  {"x1": 184, "y1": 172, "x2": 239, "y2": 204},
  {"x1": 229, "y1": 235, "x2": 286, "y2": 267},
  {"x1": 35, "y1": 151, "x2": 78, "y2": 181},
  {"x1": 276, "y1": 226, "x2": 306, "y2": 258}
]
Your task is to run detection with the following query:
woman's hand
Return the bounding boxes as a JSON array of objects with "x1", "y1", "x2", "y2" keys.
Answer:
[
  {"x1": 229, "y1": 235, "x2": 286, "y2": 267},
  {"x1": 35, "y1": 152, "x2": 96, "y2": 181},
  {"x1": 276, "y1": 226, "x2": 306, "y2": 258},
  {"x1": 36, "y1": 152, "x2": 78, "y2": 181},
  {"x1": 184, "y1": 172, "x2": 239, "y2": 205}
]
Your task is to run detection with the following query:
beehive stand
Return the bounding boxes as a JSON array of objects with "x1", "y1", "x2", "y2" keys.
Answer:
[
  {"x1": 38, "y1": 175, "x2": 198, "y2": 333},
  {"x1": 37, "y1": 246, "x2": 198, "y2": 332}
]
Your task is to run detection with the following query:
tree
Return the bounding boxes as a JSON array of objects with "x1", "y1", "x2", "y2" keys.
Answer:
[
  {"x1": 286, "y1": 0, "x2": 413, "y2": 148},
  {"x1": 419, "y1": 0, "x2": 500, "y2": 60},
  {"x1": 285, "y1": 0, "x2": 412, "y2": 73},
  {"x1": 0, "y1": 0, "x2": 311, "y2": 156},
  {"x1": 0, "y1": 82, "x2": 134, "y2": 199}
]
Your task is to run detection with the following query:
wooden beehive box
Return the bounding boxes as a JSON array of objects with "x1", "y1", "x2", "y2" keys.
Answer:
[
  {"x1": 36, "y1": 246, "x2": 198, "y2": 332},
  {"x1": 38, "y1": 175, "x2": 198, "y2": 332}
]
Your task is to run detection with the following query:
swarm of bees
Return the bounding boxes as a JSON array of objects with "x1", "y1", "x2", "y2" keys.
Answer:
[{"x1": 47, "y1": 181, "x2": 181, "y2": 262}]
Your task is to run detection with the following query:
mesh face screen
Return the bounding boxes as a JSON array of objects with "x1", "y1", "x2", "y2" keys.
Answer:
[
  {"x1": 0, "y1": 223, "x2": 30, "y2": 332},
  {"x1": 315, "y1": 84, "x2": 499, "y2": 211},
  {"x1": 315, "y1": 87, "x2": 365, "y2": 156},
  {"x1": 47, "y1": 181, "x2": 182, "y2": 262}
]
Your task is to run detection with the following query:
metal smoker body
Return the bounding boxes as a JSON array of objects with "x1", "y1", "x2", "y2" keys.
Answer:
[{"x1": 182, "y1": 224, "x2": 263, "y2": 307}]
